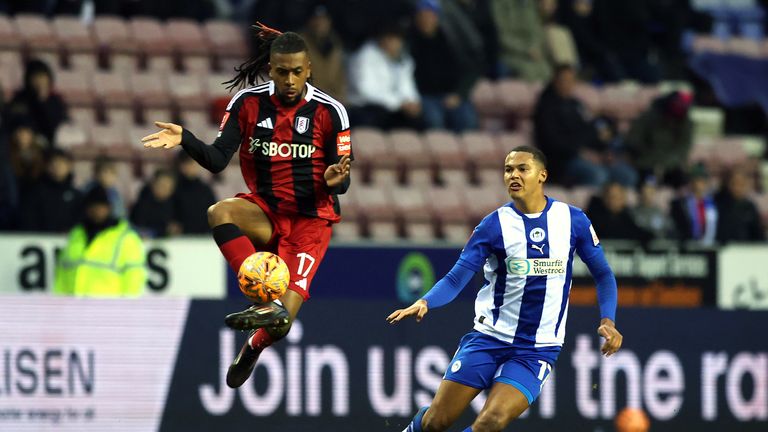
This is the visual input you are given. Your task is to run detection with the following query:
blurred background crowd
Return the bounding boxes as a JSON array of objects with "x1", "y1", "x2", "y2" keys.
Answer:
[{"x1": 0, "y1": 0, "x2": 767, "y2": 245}]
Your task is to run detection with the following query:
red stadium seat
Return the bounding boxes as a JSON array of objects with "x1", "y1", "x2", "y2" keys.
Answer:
[
  {"x1": 203, "y1": 20, "x2": 249, "y2": 70},
  {"x1": 52, "y1": 16, "x2": 96, "y2": 71},
  {"x1": 89, "y1": 123, "x2": 133, "y2": 159},
  {"x1": 0, "y1": 57, "x2": 22, "y2": 101},
  {"x1": 423, "y1": 129, "x2": 466, "y2": 169},
  {"x1": 477, "y1": 167, "x2": 503, "y2": 188},
  {"x1": 129, "y1": 71, "x2": 172, "y2": 111},
  {"x1": 470, "y1": 79, "x2": 502, "y2": 117},
  {"x1": 129, "y1": 17, "x2": 173, "y2": 72},
  {"x1": 168, "y1": 72, "x2": 207, "y2": 110},
  {"x1": 408, "y1": 167, "x2": 435, "y2": 187},
  {"x1": 55, "y1": 122, "x2": 88, "y2": 152},
  {"x1": 389, "y1": 129, "x2": 431, "y2": 169},
  {"x1": 573, "y1": 84, "x2": 601, "y2": 114},
  {"x1": 351, "y1": 127, "x2": 396, "y2": 171},
  {"x1": 427, "y1": 185, "x2": 469, "y2": 224},
  {"x1": 93, "y1": 15, "x2": 137, "y2": 72},
  {"x1": 0, "y1": 14, "x2": 21, "y2": 50},
  {"x1": 599, "y1": 85, "x2": 642, "y2": 121},
  {"x1": 369, "y1": 167, "x2": 400, "y2": 187},
  {"x1": 166, "y1": 19, "x2": 212, "y2": 74},
  {"x1": 497, "y1": 131, "x2": 527, "y2": 153},
  {"x1": 179, "y1": 109, "x2": 211, "y2": 130},
  {"x1": 440, "y1": 168, "x2": 470, "y2": 188},
  {"x1": 206, "y1": 72, "x2": 236, "y2": 103},
  {"x1": 56, "y1": 69, "x2": 96, "y2": 107},
  {"x1": 353, "y1": 184, "x2": 396, "y2": 222},
  {"x1": 93, "y1": 71, "x2": 132, "y2": 108},
  {"x1": 461, "y1": 131, "x2": 506, "y2": 169},
  {"x1": 498, "y1": 79, "x2": 541, "y2": 119},
  {"x1": 14, "y1": 14, "x2": 58, "y2": 54},
  {"x1": 462, "y1": 185, "x2": 508, "y2": 223}
]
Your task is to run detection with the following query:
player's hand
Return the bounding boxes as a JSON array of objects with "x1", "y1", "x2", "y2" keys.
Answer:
[
  {"x1": 597, "y1": 318, "x2": 623, "y2": 357},
  {"x1": 387, "y1": 299, "x2": 429, "y2": 324},
  {"x1": 142, "y1": 121, "x2": 183, "y2": 149},
  {"x1": 324, "y1": 154, "x2": 351, "y2": 188}
]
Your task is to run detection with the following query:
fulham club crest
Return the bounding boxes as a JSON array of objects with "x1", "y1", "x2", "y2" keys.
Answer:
[{"x1": 295, "y1": 116, "x2": 309, "y2": 134}]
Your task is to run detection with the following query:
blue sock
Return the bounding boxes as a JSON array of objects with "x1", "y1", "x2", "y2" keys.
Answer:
[
  {"x1": 404, "y1": 406, "x2": 429, "y2": 432},
  {"x1": 462, "y1": 428, "x2": 473, "y2": 432}
]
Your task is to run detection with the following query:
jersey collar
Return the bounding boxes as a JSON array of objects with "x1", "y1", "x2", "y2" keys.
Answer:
[{"x1": 507, "y1": 196, "x2": 554, "y2": 218}]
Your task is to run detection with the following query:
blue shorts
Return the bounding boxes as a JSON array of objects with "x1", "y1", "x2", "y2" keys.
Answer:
[{"x1": 443, "y1": 331, "x2": 560, "y2": 405}]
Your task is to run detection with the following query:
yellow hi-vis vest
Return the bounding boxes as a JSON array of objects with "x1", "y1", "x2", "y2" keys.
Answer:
[{"x1": 54, "y1": 220, "x2": 146, "y2": 297}]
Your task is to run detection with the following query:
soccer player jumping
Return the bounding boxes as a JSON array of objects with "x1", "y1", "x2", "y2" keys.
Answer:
[
  {"x1": 388, "y1": 146, "x2": 622, "y2": 432},
  {"x1": 142, "y1": 25, "x2": 352, "y2": 388}
]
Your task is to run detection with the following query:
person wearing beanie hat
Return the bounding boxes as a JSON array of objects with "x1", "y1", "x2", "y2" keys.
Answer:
[{"x1": 54, "y1": 184, "x2": 146, "y2": 297}]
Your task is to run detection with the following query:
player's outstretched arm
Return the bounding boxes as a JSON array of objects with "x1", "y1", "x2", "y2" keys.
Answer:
[
  {"x1": 141, "y1": 121, "x2": 182, "y2": 149},
  {"x1": 597, "y1": 318, "x2": 623, "y2": 357},
  {"x1": 387, "y1": 299, "x2": 429, "y2": 324}
]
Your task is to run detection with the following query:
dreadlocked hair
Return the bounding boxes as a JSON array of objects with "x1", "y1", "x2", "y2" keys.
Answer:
[{"x1": 225, "y1": 23, "x2": 309, "y2": 91}]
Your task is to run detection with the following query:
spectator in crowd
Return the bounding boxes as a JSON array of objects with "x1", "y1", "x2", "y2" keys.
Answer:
[
  {"x1": 54, "y1": 185, "x2": 146, "y2": 297},
  {"x1": 625, "y1": 91, "x2": 693, "y2": 187},
  {"x1": 83, "y1": 156, "x2": 126, "y2": 218},
  {"x1": 301, "y1": 5, "x2": 347, "y2": 102},
  {"x1": 130, "y1": 168, "x2": 179, "y2": 238},
  {"x1": 447, "y1": 0, "x2": 499, "y2": 79},
  {"x1": 4, "y1": 59, "x2": 67, "y2": 146},
  {"x1": 533, "y1": 65, "x2": 636, "y2": 186},
  {"x1": 347, "y1": 23, "x2": 422, "y2": 130},
  {"x1": 586, "y1": 182, "x2": 649, "y2": 241},
  {"x1": 0, "y1": 133, "x2": 16, "y2": 230},
  {"x1": 592, "y1": 0, "x2": 659, "y2": 83},
  {"x1": 18, "y1": 148, "x2": 81, "y2": 233},
  {"x1": 173, "y1": 151, "x2": 216, "y2": 234},
  {"x1": 670, "y1": 164, "x2": 718, "y2": 245},
  {"x1": 539, "y1": 0, "x2": 579, "y2": 68},
  {"x1": 559, "y1": 0, "x2": 605, "y2": 80},
  {"x1": 715, "y1": 170, "x2": 765, "y2": 244},
  {"x1": 631, "y1": 176, "x2": 675, "y2": 240},
  {"x1": 5, "y1": 121, "x2": 46, "y2": 229},
  {"x1": 491, "y1": 0, "x2": 550, "y2": 81},
  {"x1": 409, "y1": 0, "x2": 478, "y2": 132}
]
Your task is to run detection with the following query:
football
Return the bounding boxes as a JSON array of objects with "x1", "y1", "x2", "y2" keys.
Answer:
[{"x1": 238, "y1": 252, "x2": 290, "y2": 303}]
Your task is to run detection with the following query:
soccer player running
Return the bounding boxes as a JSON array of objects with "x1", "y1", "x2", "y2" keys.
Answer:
[
  {"x1": 142, "y1": 25, "x2": 352, "y2": 388},
  {"x1": 388, "y1": 146, "x2": 622, "y2": 432}
]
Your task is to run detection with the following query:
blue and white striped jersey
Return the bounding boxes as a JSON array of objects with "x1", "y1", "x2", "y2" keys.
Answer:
[{"x1": 457, "y1": 198, "x2": 603, "y2": 348}]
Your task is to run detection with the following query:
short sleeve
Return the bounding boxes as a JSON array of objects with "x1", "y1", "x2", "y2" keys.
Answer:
[
  {"x1": 457, "y1": 211, "x2": 501, "y2": 272},
  {"x1": 571, "y1": 208, "x2": 602, "y2": 262}
]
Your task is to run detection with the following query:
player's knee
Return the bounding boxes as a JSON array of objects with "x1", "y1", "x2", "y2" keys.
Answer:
[
  {"x1": 207, "y1": 201, "x2": 230, "y2": 228},
  {"x1": 472, "y1": 411, "x2": 507, "y2": 432},
  {"x1": 422, "y1": 408, "x2": 452, "y2": 432}
]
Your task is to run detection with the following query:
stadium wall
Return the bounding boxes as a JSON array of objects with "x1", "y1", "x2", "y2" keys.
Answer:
[{"x1": 0, "y1": 296, "x2": 764, "y2": 432}]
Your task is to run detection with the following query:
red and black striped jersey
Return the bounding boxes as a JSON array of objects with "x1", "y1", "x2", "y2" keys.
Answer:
[{"x1": 180, "y1": 81, "x2": 352, "y2": 223}]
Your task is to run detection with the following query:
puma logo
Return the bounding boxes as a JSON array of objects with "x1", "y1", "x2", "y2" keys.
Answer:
[{"x1": 531, "y1": 244, "x2": 546, "y2": 254}]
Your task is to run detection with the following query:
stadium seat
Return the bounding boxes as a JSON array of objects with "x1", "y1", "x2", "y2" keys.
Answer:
[
  {"x1": 353, "y1": 184, "x2": 396, "y2": 221},
  {"x1": 129, "y1": 71, "x2": 172, "y2": 114},
  {"x1": 14, "y1": 14, "x2": 58, "y2": 60},
  {"x1": 0, "y1": 57, "x2": 22, "y2": 101},
  {"x1": 55, "y1": 122, "x2": 88, "y2": 152},
  {"x1": 72, "y1": 160, "x2": 92, "y2": 188},
  {"x1": 165, "y1": 19, "x2": 212, "y2": 74},
  {"x1": 128, "y1": 125, "x2": 170, "y2": 162},
  {"x1": 93, "y1": 70, "x2": 132, "y2": 108},
  {"x1": 52, "y1": 16, "x2": 96, "y2": 71},
  {"x1": 496, "y1": 131, "x2": 527, "y2": 153},
  {"x1": 206, "y1": 72, "x2": 235, "y2": 103},
  {"x1": 129, "y1": 17, "x2": 174, "y2": 72},
  {"x1": 498, "y1": 79, "x2": 540, "y2": 119},
  {"x1": 332, "y1": 220, "x2": 363, "y2": 241},
  {"x1": 440, "y1": 167, "x2": 470, "y2": 188},
  {"x1": 203, "y1": 20, "x2": 249, "y2": 70},
  {"x1": 470, "y1": 79, "x2": 502, "y2": 117},
  {"x1": 599, "y1": 84, "x2": 642, "y2": 121},
  {"x1": 56, "y1": 69, "x2": 96, "y2": 107},
  {"x1": 573, "y1": 84, "x2": 601, "y2": 114},
  {"x1": 168, "y1": 72, "x2": 207, "y2": 110},
  {"x1": 427, "y1": 186, "x2": 469, "y2": 224},
  {"x1": 0, "y1": 14, "x2": 21, "y2": 50},
  {"x1": 179, "y1": 109, "x2": 211, "y2": 130},
  {"x1": 477, "y1": 167, "x2": 503, "y2": 188},
  {"x1": 351, "y1": 127, "x2": 397, "y2": 171},
  {"x1": 89, "y1": 124, "x2": 132, "y2": 159},
  {"x1": 68, "y1": 107, "x2": 95, "y2": 126},
  {"x1": 462, "y1": 185, "x2": 507, "y2": 223},
  {"x1": 93, "y1": 15, "x2": 136, "y2": 72},
  {"x1": 569, "y1": 186, "x2": 596, "y2": 210},
  {"x1": 423, "y1": 129, "x2": 466, "y2": 169},
  {"x1": 369, "y1": 167, "x2": 400, "y2": 187},
  {"x1": 461, "y1": 131, "x2": 505, "y2": 169},
  {"x1": 389, "y1": 129, "x2": 431, "y2": 169}
]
